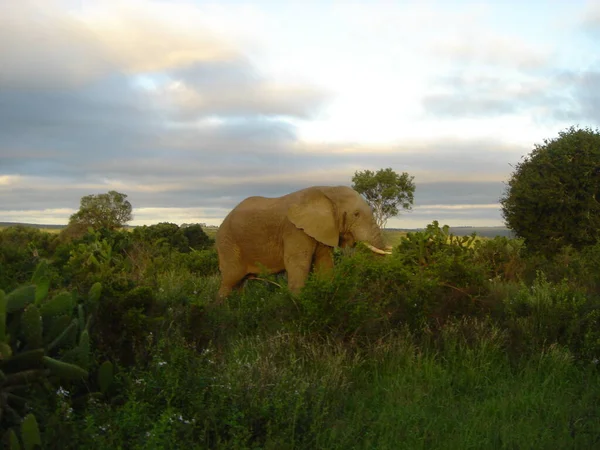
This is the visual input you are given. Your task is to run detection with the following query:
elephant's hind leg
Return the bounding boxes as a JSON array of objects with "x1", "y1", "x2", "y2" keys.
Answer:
[
  {"x1": 217, "y1": 268, "x2": 247, "y2": 300},
  {"x1": 217, "y1": 246, "x2": 248, "y2": 300}
]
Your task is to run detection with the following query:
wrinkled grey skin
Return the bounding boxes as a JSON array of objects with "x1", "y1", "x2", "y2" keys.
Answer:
[{"x1": 215, "y1": 185, "x2": 390, "y2": 300}]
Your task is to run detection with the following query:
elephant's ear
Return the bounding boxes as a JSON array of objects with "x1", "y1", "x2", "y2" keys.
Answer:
[{"x1": 287, "y1": 191, "x2": 339, "y2": 247}]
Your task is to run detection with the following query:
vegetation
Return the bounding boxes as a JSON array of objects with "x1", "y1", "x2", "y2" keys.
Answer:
[
  {"x1": 501, "y1": 126, "x2": 600, "y2": 255},
  {"x1": 352, "y1": 167, "x2": 416, "y2": 228},
  {"x1": 68, "y1": 191, "x2": 133, "y2": 232},
  {"x1": 1, "y1": 214, "x2": 600, "y2": 448}
]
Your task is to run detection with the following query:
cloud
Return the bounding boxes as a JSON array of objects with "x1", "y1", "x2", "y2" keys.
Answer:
[
  {"x1": 562, "y1": 70, "x2": 600, "y2": 124},
  {"x1": 0, "y1": 0, "x2": 236, "y2": 89},
  {"x1": 158, "y1": 60, "x2": 331, "y2": 120},
  {"x1": 420, "y1": 69, "x2": 596, "y2": 122},
  {"x1": 430, "y1": 34, "x2": 550, "y2": 70},
  {"x1": 582, "y1": 0, "x2": 600, "y2": 31}
]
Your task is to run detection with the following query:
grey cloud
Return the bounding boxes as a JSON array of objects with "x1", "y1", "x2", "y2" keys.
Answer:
[
  {"x1": 567, "y1": 70, "x2": 600, "y2": 123},
  {"x1": 421, "y1": 69, "x2": 598, "y2": 123},
  {"x1": 414, "y1": 181, "x2": 505, "y2": 206},
  {"x1": 163, "y1": 59, "x2": 331, "y2": 120},
  {"x1": 0, "y1": 1, "x2": 114, "y2": 89},
  {"x1": 0, "y1": 75, "x2": 163, "y2": 177}
]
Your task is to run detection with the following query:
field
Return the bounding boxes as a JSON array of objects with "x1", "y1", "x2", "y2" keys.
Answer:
[{"x1": 1, "y1": 222, "x2": 599, "y2": 449}]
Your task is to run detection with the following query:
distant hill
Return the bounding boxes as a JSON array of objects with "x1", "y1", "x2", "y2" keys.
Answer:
[
  {"x1": 2, "y1": 222, "x2": 515, "y2": 239},
  {"x1": 388, "y1": 226, "x2": 516, "y2": 238},
  {"x1": 0, "y1": 222, "x2": 66, "y2": 230}
]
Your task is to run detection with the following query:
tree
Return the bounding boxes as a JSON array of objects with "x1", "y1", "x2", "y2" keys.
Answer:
[
  {"x1": 132, "y1": 222, "x2": 213, "y2": 252},
  {"x1": 500, "y1": 126, "x2": 600, "y2": 255},
  {"x1": 351, "y1": 167, "x2": 415, "y2": 228},
  {"x1": 181, "y1": 223, "x2": 213, "y2": 251},
  {"x1": 69, "y1": 190, "x2": 133, "y2": 231}
]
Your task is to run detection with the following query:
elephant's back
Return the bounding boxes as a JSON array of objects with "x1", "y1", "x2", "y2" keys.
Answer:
[{"x1": 219, "y1": 195, "x2": 286, "y2": 240}]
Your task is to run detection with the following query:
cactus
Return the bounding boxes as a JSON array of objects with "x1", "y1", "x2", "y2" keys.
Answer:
[
  {"x1": 6, "y1": 429, "x2": 21, "y2": 450},
  {"x1": 43, "y1": 356, "x2": 89, "y2": 380},
  {"x1": 1, "y1": 349, "x2": 45, "y2": 373},
  {"x1": 0, "y1": 289, "x2": 6, "y2": 342},
  {"x1": 40, "y1": 292, "x2": 75, "y2": 328},
  {"x1": 0, "y1": 342, "x2": 12, "y2": 359},
  {"x1": 2, "y1": 413, "x2": 41, "y2": 450},
  {"x1": 88, "y1": 282, "x2": 102, "y2": 305},
  {"x1": 98, "y1": 361, "x2": 114, "y2": 394},
  {"x1": 20, "y1": 305, "x2": 43, "y2": 349},
  {"x1": 60, "y1": 329, "x2": 90, "y2": 369},
  {"x1": 30, "y1": 259, "x2": 48, "y2": 286},
  {"x1": 5, "y1": 285, "x2": 36, "y2": 314},
  {"x1": 46, "y1": 318, "x2": 78, "y2": 352},
  {"x1": 20, "y1": 413, "x2": 41, "y2": 450},
  {"x1": 1, "y1": 261, "x2": 116, "y2": 449}
]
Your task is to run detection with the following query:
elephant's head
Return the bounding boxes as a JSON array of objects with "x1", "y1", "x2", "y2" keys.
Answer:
[{"x1": 286, "y1": 186, "x2": 391, "y2": 255}]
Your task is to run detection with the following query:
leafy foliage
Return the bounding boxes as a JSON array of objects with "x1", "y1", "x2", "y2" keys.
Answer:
[
  {"x1": 0, "y1": 226, "x2": 59, "y2": 291},
  {"x1": 3, "y1": 214, "x2": 600, "y2": 448},
  {"x1": 500, "y1": 125, "x2": 600, "y2": 255},
  {"x1": 131, "y1": 222, "x2": 213, "y2": 253},
  {"x1": 68, "y1": 190, "x2": 133, "y2": 231},
  {"x1": 351, "y1": 167, "x2": 415, "y2": 228}
]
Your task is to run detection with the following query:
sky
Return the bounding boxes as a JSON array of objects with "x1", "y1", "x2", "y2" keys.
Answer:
[{"x1": 1, "y1": 0, "x2": 599, "y2": 229}]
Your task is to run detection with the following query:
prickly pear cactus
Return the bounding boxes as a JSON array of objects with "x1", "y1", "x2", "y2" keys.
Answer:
[
  {"x1": 20, "y1": 305, "x2": 43, "y2": 349},
  {"x1": 20, "y1": 413, "x2": 41, "y2": 450},
  {"x1": 1, "y1": 261, "x2": 111, "y2": 447}
]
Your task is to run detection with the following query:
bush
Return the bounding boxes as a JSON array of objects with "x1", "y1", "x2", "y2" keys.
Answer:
[
  {"x1": 93, "y1": 283, "x2": 163, "y2": 366},
  {"x1": 131, "y1": 222, "x2": 213, "y2": 254},
  {"x1": 0, "y1": 226, "x2": 58, "y2": 290},
  {"x1": 500, "y1": 125, "x2": 600, "y2": 255},
  {"x1": 180, "y1": 249, "x2": 219, "y2": 276}
]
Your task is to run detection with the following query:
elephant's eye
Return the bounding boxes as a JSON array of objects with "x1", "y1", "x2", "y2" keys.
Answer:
[{"x1": 353, "y1": 211, "x2": 360, "y2": 218}]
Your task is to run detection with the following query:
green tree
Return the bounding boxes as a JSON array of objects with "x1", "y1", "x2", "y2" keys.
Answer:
[
  {"x1": 500, "y1": 126, "x2": 600, "y2": 255},
  {"x1": 351, "y1": 167, "x2": 415, "y2": 228},
  {"x1": 69, "y1": 190, "x2": 133, "y2": 231},
  {"x1": 181, "y1": 223, "x2": 213, "y2": 251}
]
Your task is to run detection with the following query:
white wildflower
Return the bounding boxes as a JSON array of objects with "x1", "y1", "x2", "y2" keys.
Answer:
[{"x1": 56, "y1": 387, "x2": 69, "y2": 397}]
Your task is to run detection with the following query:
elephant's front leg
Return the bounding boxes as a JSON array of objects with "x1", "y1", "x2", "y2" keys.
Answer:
[
  {"x1": 313, "y1": 243, "x2": 334, "y2": 278},
  {"x1": 283, "y1": 235, "x2": 317, "y2": 294}
]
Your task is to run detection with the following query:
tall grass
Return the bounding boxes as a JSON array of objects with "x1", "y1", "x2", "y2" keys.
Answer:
[{"x1": 57, "y1": 313, "x2": 599, "y2": 449}]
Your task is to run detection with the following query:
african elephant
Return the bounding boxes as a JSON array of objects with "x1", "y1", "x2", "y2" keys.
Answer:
[{"x1": 215, "y1": 185, "x2": 391, "y2": 299}]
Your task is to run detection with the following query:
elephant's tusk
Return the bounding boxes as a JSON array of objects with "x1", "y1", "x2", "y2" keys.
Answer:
[
  {"x1": 364, "y1": 243, "x2": 393, "y2": 255},
  {"x1": 385, "y1": 246, "x2": 394, "y2": 251}
]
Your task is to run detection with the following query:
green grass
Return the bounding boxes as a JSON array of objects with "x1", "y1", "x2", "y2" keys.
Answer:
[{"x1": 69, "y1": 315, "x2": 599, "y2": 449}]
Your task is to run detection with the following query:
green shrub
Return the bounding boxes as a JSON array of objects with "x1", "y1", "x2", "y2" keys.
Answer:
[
  {"x1": 131, "y1": 222, "x2": 213, "y2": 254},
  {"x1": 501, "y1": 272, "x2": 600, "y2": 361},
  {"x1": 473, "y1": 236, "x2": 525, "y2": 282},
  {"x1": 0, "y1": 226, "x2": 58, "y2": 290},
  {"x1": 182, "y1": 249, "x2": 219, "y2": 276}
]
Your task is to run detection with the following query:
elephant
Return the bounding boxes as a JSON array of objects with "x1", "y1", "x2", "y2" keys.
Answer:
[{"x1": 215, "y1": 185, "x2": 392, "y2": 299}]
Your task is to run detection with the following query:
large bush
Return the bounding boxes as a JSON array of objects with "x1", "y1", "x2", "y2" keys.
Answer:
[{"x1": 500, "y1": 126, "x2": 600, "y2": 255}]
